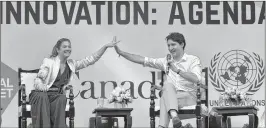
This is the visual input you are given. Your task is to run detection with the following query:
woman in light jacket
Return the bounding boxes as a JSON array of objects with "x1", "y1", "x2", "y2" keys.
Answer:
[{"x1": 29, "y1": 37, "x2": 120, "y2": 128}]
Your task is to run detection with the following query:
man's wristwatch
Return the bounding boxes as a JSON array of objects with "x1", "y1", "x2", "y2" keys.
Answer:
[{"x1": 176, "y1": 69, "x2": 181, "y2": 74}]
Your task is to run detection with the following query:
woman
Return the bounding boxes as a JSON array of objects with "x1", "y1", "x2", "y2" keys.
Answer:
[{"x1": 29, "y1": 37, "x2": 119, "y2": 128}]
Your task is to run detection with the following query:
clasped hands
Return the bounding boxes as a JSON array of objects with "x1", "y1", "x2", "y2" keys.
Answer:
[{"x1": 104, "y1": 36, "x2": 123, "y2": 57}]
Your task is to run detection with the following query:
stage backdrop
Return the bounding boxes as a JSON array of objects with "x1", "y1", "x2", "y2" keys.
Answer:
[{"x1": 1, "y1": 1, "x2": 265, "y2": 128}]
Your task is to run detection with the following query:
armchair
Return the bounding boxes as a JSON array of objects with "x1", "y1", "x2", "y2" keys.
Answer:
[
  {"x1": 150, "y1": 67, "x2": 209, "y2": 128},
  {"x1": 18, "y1": 68, "x2": 75, "y2": 128}
]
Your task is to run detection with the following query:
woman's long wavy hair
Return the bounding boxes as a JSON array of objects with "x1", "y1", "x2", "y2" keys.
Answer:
[{"x1": 50, "y1": 38, "x2": 71, "y2": 58}]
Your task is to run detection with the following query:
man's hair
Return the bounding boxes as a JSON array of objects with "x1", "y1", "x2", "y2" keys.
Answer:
[{"x1": 165, "y1": 32, "x2": 186, "y2": 50}]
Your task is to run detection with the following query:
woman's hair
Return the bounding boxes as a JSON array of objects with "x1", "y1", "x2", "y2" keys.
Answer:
[{"x1": 50, "y1": 38, "x2": 71, "y2": 58}]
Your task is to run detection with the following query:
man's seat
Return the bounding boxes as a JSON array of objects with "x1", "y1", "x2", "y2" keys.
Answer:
[
  {"x1": 18, "y1": 68, "x2": 75, "y2": 128},
  {"x1": 150, "y1": 67, "x2": 209, "y2": 128}
]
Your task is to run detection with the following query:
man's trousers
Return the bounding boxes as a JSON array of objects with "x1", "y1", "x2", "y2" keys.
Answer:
[{"x1": 159, "y1": 82, "x2": 197, "y2": 127}]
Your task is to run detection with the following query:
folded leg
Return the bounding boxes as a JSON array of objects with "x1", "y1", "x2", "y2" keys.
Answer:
[{"x1": 159, "y1": 82, "x2": 179, "y2": 127}]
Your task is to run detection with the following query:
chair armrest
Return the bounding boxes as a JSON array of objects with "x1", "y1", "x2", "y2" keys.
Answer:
[
  {"x1": 68, "y1": 86, "x2": 75, "y2": 128},
  {"x1": 196, "y1": 83, "x2": 202, "y2": 127},
  {"x1": 151, "y1": 85, "x2": 162, "y2": 91},
  {"x1": 68, "y1": 87, "x2": 75, "y2": 117},
  {"x1": 198, "y1": 83, "x2": 208, "y2": 90},
  {"x1": 150, "y1": 85, "x2": 156, "y2": 128},
  {"x1": 150, "y1": 85, "x2": 156, "y2": 116},
  {"x1": 151, "y1": 85, "x2": 163, "y2": 97},
  {"x1": 21, "y1": 84, "x2": 27, "y2": 117}
]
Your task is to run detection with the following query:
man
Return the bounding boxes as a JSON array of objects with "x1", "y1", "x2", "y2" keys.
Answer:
[{"x1": 113, "y1": 32, "x2": 202, "y2": 128}]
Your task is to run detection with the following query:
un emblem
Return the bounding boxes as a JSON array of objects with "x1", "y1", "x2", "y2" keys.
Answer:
[{"x1": 209, "y1": 50, "x2": 265, "y2": 95}]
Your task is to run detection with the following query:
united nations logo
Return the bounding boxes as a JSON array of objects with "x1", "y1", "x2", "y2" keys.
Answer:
[{"x1": 209, "y1": 50, "x2": 265, "y2": 95}]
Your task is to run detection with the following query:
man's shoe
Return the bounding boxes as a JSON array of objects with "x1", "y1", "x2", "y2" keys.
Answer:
[
  {"x1": 184, "y1": 123, "x2": 193, "y2": 128},
  {"x1": 172, "y1": 117, "x2": 182, "y2": 128}
]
